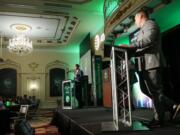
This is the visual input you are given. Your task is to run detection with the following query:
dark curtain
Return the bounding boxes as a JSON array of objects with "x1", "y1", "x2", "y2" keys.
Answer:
[
  {"x1": 50, "y1": 68, "x2": 65, "y2": 97},
  {"x1": 162, "y1": 25, "x2": 180, "y2": 102},
  {"x1": 0, "y1": 68, "x2": 17, "y2": 97}
]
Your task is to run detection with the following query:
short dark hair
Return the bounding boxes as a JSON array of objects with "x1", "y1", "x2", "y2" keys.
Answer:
[
  {"x1": 75, "y1": 64, "x2": 79, "y2": 68},
  {"x1": 136, "y1": 8, "x2": 150, "y2": 18}
]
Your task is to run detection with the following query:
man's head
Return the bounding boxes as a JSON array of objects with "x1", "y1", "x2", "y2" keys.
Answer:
[
  {"x1": 135, "y1": 9, "x2": 149, "y2": 28},
  {"x1": 75, "y1": 64, "x2": 80, "y2": 70}
]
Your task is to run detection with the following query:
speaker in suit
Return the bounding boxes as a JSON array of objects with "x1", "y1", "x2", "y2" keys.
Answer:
[
  {"x1": 120, "y1": 9, "x2": 180, "y2": 126},
  {"x1": 74, "y1": 64, "x2": 84, "y2": 108}
]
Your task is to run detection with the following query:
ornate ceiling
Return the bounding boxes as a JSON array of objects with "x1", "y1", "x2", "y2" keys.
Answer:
[
  {"x1": 0, "y1": 0, "x2": 104, "y2": 48},
  {"x1": 0, "y1": 12, "x2": 79, "y2": 47}
]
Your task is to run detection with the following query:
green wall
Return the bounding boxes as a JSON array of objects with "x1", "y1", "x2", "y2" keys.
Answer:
[
  {"x1": 151, "y1": 0, "x2": 180, "y2": 32},
  {"x1": 114, "y1": 35, "x2": 130, "y2": 46},
  {"x1": 57, "y1": 44, "x2": 80, "y2": 80}
]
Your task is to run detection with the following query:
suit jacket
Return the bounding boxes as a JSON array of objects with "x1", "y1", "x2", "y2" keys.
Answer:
[
  {"x1": 74, "y1": 69, "x2": 83, "y2": 82},
  {"x1": 132, "y1": 20, "x2": 166, "y2": 70}
]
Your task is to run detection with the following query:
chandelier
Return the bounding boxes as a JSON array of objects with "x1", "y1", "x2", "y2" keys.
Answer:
[
  {"x1": 8, "y1": 34, "x2": 33, "y2": 56},
  {"x1": 8, "y1": 24, "x2": 33, "y2": 56}
]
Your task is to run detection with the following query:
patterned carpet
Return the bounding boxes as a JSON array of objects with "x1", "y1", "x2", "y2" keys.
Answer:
[
  {"x1": 28, "y1": 109, "x2": 60, "y2": 135},
  {"x1": 29, "y1": 117, "x2": 52, "y2": 128},
  {"x1": 34, "y1": 125, "x2": 60, "y2": 135},
  {"x1": 29, "y1": 109, "x2": 54, "y2": 127}
]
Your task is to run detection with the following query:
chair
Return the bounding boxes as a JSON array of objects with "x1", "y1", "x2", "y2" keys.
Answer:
[
  {"x1": 18, "y1": 105, "x2": 29, "y2": 119},
  {"x1": 14, "y1": 119, "x2": 35, "y2": 135},
  {"x1": 11, "y1": 105, "x2": 29, "y2": 129}
]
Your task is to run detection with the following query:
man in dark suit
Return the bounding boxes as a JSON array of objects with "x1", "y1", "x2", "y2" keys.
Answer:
[
  {"x1": 121, "y1": 9, "x2": 180, "y2": 126},
  {"x1": 74, "y1": 64, "x2": 84, "y2": 108}
]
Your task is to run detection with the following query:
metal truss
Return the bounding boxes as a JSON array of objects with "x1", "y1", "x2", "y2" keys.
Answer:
[{"x1": 110, "y1": 46, "x2": 132, "y2": 130}]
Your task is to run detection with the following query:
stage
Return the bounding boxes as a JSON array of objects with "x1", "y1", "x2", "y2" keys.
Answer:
[{"x1": 52, "y1": 107, "x2": 180, "y2": 135}]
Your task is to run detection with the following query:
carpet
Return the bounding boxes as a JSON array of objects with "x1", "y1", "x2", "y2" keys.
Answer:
[
  {"x1": 29, "y1": 109, "x2": 61, "y2": 135},
  {"x1": 35, "y1": 125, "x2": 60, "y2": 135},
  {"x1": 29, "y1": 117, "x2": 52, "y2": 128}
]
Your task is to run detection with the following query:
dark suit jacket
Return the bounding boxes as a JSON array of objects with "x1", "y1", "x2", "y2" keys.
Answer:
[{"x1": 132, "y1": 20, "x2": 166, "y2": 70}]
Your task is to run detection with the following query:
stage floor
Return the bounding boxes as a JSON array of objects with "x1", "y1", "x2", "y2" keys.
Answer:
[{"x1": 54, "y1": 107, "x2": 180, "y2": 135}]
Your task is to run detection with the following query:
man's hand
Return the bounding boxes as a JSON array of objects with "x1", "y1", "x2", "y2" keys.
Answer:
[
  {"x1": 120, "y1": 44, "x2": 136, "y2": 48},
  {"x1": 119, "y1": 44, "x2": 129, "y2": 48},
  {"x1": 119, "y1": 44, "x2": 137, "y2": 57}
]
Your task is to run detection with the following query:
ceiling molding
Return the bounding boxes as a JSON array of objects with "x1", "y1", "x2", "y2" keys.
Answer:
[
  {"x1": 0, "y1": 0, "x2": 71, "y2": 16},
  {"x1": 42, "y1": 0, "x2": 92, "y2": 4},
  {"x1": 0, "y1": 12, "x2": 79, "y2": 47},
  {"x1": 0, "y1": 0, "x2": 104, "y2": 49}
]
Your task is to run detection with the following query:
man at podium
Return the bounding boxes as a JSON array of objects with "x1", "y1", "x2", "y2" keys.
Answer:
[
  {"x1": 120, "y1": 8, "x2": 180, "y2": 127},
  {"x1": 74, "y1": 64, "x2": 84, "y2": 108}
]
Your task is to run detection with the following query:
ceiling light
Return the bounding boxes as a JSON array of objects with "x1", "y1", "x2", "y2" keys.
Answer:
[
  {"x1": 8, "y1": 24, "x2": 33, "y2": 56},
  {"x1": 8, "y1": 34, "x2": 33, "y2": 56}
]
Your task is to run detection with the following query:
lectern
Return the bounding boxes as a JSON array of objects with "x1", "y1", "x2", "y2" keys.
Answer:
[
  {"x1": 102, "y1": 46, "x2": 149, "y2": 131},
  {"x1": 101, "y1": 46, "x2": 132, "y2": 131},
  {"x1": 110, "y1": 46, "x2": 132, "y2": 130},
  {"x1": 62, "y1": 80, "x2": 76, "y2": 109}
]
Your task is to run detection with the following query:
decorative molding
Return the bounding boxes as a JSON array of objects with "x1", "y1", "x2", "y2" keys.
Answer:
[
  {"x1": 0, "y1": 59, "x2": 21, "y2": 71},
  {"x1": 28, "y1": 62, "x2": 39, "y2": 71},
  {"x1": 26, "y1": 76, "x2": 41, "y2": 80},
  {"x1": 45, "y1": 60, "x2": 69, "y2": 72},
  {"x1": 0, "y1": 13, "x2": 79, "y2": 47},
  {"x1": 104, "y1": 0, "x2": 151, "y2": 36},
  {"x1": 43, "y1": 0, "x2": 92, "y2": 4}
]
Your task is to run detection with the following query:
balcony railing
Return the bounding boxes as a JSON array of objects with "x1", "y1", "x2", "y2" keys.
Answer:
[{"x1": 104, "y1": 0, "x2": 127, "y2": 21}]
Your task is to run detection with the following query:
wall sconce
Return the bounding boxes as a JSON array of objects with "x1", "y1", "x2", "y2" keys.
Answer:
[{"x1": 29, "y1": 80, "x2": 39, "y2": 96}]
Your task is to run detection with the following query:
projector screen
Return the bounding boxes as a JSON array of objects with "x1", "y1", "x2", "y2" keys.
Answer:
[{"x1": 80, "y1": 50, "x2": 92, "y2": 84}]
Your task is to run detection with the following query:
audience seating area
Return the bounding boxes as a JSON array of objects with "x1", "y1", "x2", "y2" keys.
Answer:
[
  {"x1": 0, "y1": 95, "x2": 61, "y2": 135},
  {"x1": 15, "y1": 119, "x2": 35, "y2": 135}
]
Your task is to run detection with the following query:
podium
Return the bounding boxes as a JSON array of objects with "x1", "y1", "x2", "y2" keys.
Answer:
[
  {"x1": 62, "y1": 80, "x2": 76, "y2": 109},
  {"x1": 110, "y1": 46, "x2": 132, "y2": 130},
  {"x1": 102, "y1": 46, "x2": 149, "y2": 131},
  {"x1": 102, "y1": 46, "x2": 132, "y2": 131}
]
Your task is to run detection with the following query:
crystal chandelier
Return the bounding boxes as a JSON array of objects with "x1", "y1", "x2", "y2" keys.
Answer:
[
  {"x1": 8, "y1": 24, "x2": 33, "y2": 56},
  {"x1": 8, "y1": 34, "x2": 33, "y2": 56}
]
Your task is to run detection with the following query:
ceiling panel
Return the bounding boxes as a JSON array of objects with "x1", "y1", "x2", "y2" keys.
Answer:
[
  {"x1": 0, "y1": 12, "x2": 79, "y2": 47},
  {"x1": 0, "y1": 14, "x2": 61, "y2": 38},
  {"x1": 0, "y1": 0, "x2": 104, "y2": 48}
]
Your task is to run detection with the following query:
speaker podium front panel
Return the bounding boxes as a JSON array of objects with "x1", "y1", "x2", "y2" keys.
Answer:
[{"x1": 62, "y1": 80, "x2": 75, "y2": 109}]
